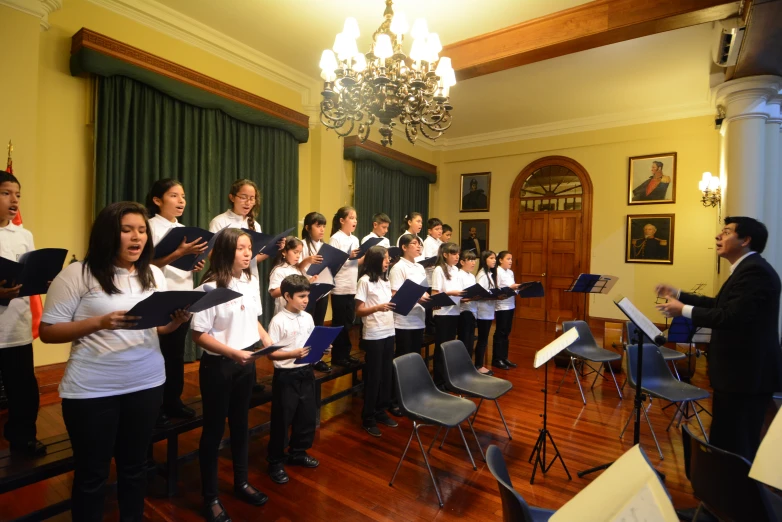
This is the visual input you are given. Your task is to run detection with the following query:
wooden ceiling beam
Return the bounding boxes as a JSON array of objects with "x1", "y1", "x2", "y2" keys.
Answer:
[{"x1": 444, "y1": 0, "x2": 742, "y2": 81}]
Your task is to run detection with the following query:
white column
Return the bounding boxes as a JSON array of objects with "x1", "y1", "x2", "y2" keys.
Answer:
[{"x1": 764, "y1": 96, "x2": 781, "y2": 269}]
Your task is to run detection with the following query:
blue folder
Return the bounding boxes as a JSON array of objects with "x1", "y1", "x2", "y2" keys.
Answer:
[
  {"x1": 246, "y1": 341, "x2": 288, "y2": 359},
  {"x1": 417, "y1": 256, "x2": 438, "y2": 268},
  {"x1": 421, "y1": 292, "x2": 460, "y2": 309},
  {"x1": 490, "y1": 287, "x2": 518, "y2": 298},
  {"x1": 517, "y1": 281, "x2": 545, "y2": 298},
  {"x1": 304, "y1": 283, "x2": 335, "y2": 314},
  {"x1": 153, "y1": 227, "x2": 213, "y2": 271},
  {"x1": 125, "y1": 288, "x2": 241, "y2": 329},
  {"x1": 462, "y1": 283, "x2": 493, "y2": 299},
  {"x1": 294, "y1": 326, "x2": 343, "y2": 364},
  {"x1": 390, "y1": 279, "x2": 429, "y2": 316},
  {"x1": 0, "y1": 248, "x2": 68, "y2": 298},
  {"x1": 357, "y1": 236, "x2": 384, "y2": 258},
  {"x1": 254, "y1": 227, "x2": 296, "y2": 257},
  {"x1": 306, "y1": 243, "x2": 350, "y2": 277}
]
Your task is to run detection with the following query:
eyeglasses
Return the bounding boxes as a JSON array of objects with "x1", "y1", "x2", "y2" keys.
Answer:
[{"x1": 235, "y1": 195, "x2": 257, "y2": 203}]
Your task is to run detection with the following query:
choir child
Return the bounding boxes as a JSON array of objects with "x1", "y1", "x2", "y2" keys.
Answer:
[
  {"x1": 39, "y1": 202, "x2": 189, "y2": 522},
  {"x1": 431, "y1": 242, "x2": 464, "y2": 386},
  {"x1": 328, "y1": 206, "x2": 362, "y2": 368},
  {"x1": 268, "y1": 236, "x2": 305, "y2": 316},
  {"x1": 0, "y1": 170, "x2": 43, "y2": 456},
  {"x1": 441, "y1": 224, "x2": 453, "y2": 243},
  {"x1": 475, "y1": 250, "x2": 497, "y2": 374},
  {"x1": 396, "y1": 211, "x2": 424, "y2": 247},
  {"x1": 266, "y1": 274, "x2": 322, "y2": 484},
  {"x1": 422, "y1": 218, "x2": 444, "y2": 284},
  {"x1": 361, "y1": 212, "x2": 391, "y2": 248},
  {"x1": 457, "y1": 249, "x2": 478, "y2": 359},
  {"x1": 190, "y1": 228, "x2": 272, "y2": 521},
  {"x1": 146, "y1": 178, "x2": 207, "y2": 424},
  {"x1": 355, "y1": 246, "x2": 398, "y2": 436},
  {"x1": 298, "y1": 211, "x2": 331, "y2": 373},
  {"x1": 492, "y1": 251, "x2": 521, "y2": 370}
]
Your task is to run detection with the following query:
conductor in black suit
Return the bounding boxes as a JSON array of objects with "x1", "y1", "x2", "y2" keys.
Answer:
[{"x1": 656, "y1": 217, "x2": 781, "y2": 460}]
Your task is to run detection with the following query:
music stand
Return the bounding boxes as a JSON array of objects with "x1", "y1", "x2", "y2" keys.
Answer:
[
  {"x1": 578, "y1": 297, "x2": 666, "y2": 480},
  {"x1": 565, "y1": 274, "x2": 618, "y2": 321},
  {"x1": 528, "y1": 328, "x2": 579, "y2": 484}
]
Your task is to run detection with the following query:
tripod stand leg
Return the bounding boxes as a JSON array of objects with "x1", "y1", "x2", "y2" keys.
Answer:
[
  {"x1": 529, "y1": 429, "x2": 546, "y2": 484},
  {"x1": 641, "y1": 405, "x2": 664, "y2": 459},
  {"x1": 545, "y1": 429, "x2": 572, "y2": 480},
  {"x1": 620, "y1": 409, "x2": 634, "y2": 439}
]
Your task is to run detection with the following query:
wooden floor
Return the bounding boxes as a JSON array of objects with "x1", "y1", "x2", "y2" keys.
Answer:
[{"x1": 0, "y1": 319, "x2": 714, "y2": 521}]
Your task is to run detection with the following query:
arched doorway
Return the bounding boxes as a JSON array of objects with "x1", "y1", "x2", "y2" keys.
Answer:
[{"x1": 508, "y1": 156, "x2": 593, "y2": 322}]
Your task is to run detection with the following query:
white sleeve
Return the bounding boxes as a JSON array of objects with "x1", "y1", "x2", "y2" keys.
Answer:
[
  {"x1": 268, "y1": 267, "x2": 285, "y2": 291},
  {"x1": 251, "y1": 275, "x2": 262, "y2": 317},
  {"x1": 682, "y1": 305, "x2": 694, "y2": 319},
  {"x1": 41, "y1": 263, "x2": 85, "y2": 324},
  {"x1": 432, "y1": 267, "x2": 445, "y2": 292},
  {"x1": 477, "y1": 272, "x2": 489, "y2": 290},
  {"x1": 355, "y1": 278, "x2": 369, "y2": 303},
  {"x1": 388, "y1": 265, "x2": 405, "y2": 291},
  {"x1": 152, "y1": 266, "x2": 168, "y2": 291},
  {"x1": 329, "y1": 235, "x2": 342, "y2": 251},
  {"x1": 267, "y1": 317, "x2": 283, "y2": 344},
  {"x1": 208, "y1": 216, "x2": 222, "y2": 233}
]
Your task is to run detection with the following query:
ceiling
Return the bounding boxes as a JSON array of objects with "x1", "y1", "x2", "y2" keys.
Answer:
[{"x1": 151, "y1": 0, "x2": 715, "y2": 144}]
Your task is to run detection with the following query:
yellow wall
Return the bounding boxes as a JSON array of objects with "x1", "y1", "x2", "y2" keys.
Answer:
[{"x1": 432, "y1": 116, "x2": 722, "y2": 320}]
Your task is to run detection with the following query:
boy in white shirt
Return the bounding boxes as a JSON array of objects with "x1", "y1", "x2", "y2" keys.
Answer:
[
  {"x1": 0, "y1": 170, "x2": 43, "y2": 456},
  {"x1": 266, "y1": 275, "x2": 322, "y2": 484},
  {"x1": 361, "y1": 213, "x2": 391, "y2": 248}
]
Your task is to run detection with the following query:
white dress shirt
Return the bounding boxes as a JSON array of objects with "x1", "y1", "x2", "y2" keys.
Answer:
[
  {"x1": 268, "y1": 308, "x2": 315, "y2": 369},
  {"x1": 148, "y1": 214, "x2": 194, "y2": 291},
  {"x1": 355, "y1": 275, "x2": 395, "y2": 340},
  {"x1": 329, "y1": 230, "x2": 360, "y2": 295},
  {"x1": 0, "y1": 222, "x2": 34, "y2": 348}
]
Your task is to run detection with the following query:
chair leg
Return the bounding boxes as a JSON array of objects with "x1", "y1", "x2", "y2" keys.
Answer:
[
  {"x1": 693, "y1": 406, "x2": 709, "y2": 442},
  {"x1": 670, "y1": 361, "x2": 681, "y2": 380},
  {"x1": 427, "y1": 426, "x2": 442, "y2": 453},
  {"x1": 606, "y1": 362, "x2": 623, "y2": 400},
  {"x1": 471, "y1": 398, "x2": 484, "y2": 424},
  {"x1": 556, "y1": 357, "x2": 573, "y2": 394},
  {"x1": 494, "y1": 399, "x2": 512, "y2": 440},
  {"x1": 571, "y1": 359, "x2": 586, "y2": 405},
  {"x1": 590, "y1": 363, "x2": 602, "y2": 390},
  {"x1": 390, "y1": 423, "x2": 417, "y2": 487},
  {"x1": 414, "y1": 424, "x2": 444, "y2": 507},
  {"x1": 642, "y1": 405, "x2": 664, "y2": 459},
  {"x1": 457, "y1": 425, "x2": 477, "y2": 471},
  {"x1": 467, "y1": 417, "x2": 485, "y2": 461},
  {"x1": 666, "y1": 402, "x2": 683, "y2": 432},
  {"x1": 438, "y1": 428, "x2": 450, "y2": 450}
]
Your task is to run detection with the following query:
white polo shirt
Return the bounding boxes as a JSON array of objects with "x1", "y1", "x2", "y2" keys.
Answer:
[
  {"x1": 191, "y1": 274, "x2": 262, "y2": 355},
  {"x1": 389, "y1": 257, "x2": 427, "y2": 330},
  {"x1": 0, "y1": 222, "x2": 34, "y2": 349},
  {"x1": 209, "y1": 210, "x2": 263, "y2": 314},
  {"x1": 432, "y1": 265, "x2": 461, "y2": 317},
  {"x1": 149, "y1": 214, "x2": 194, "y2": 291},
  {"x1": 361, "y1": 232, "x2": 390, "y2": 248},
  {"x1": 301, "y1": 239, "x2": 333, "y2": 286},
  {"x1": 268, "y1": 263, "x2": 301, "y2": 316},
  {"x1": 355, "y1": 275, "x2": 394, "y2": 340},
  {"x1": 329, "y1": 230, "x2": 359, "y2": 295},
  {"x1": 396, "y1": 231, "x2": 425, "y2": 262},
  {"x1": 267, "y1": 307, "x2": 315, "y2": 369},
  {"x1": 41, "y1": 262, "x2": 168, "y2": 399},
  {"x1": 422, "y1": 235, "x2": 443, "y2": 286},
  {"x1": 496, "y1": 267, "x2": 517, "y2": 311},
  {"x1": 458, "y1": 270, "x2": 478, "y2": 318},
  {"x1": 476, "y1": 270, "x2": 496, "y2": 320}
]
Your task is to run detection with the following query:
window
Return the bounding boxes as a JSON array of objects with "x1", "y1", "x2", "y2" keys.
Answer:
[{"x1": 519, "y1": 165, "x2": 582, "y2": 212}]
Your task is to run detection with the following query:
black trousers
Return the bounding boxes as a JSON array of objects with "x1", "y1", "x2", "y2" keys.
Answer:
[
  {"x1": 309, "y1": 295, "x2": 329, "y2": 327},
  {"x1": 433, "y1": 315, "x2": 459, "y2": 386},
  {"x1": 475, "y1": 319, "x2": 493, "y2": 368},
  {"x1": 199, "y1": 353, "x2": 255, "y2": 501},
  {"x1": 62, "y1": 385, "x2": 163, "y2": 522},
  {"x1": 710, "y1": 390, "x2": 771, "y2": 461},
  {"x1": 267, "y1": 365, "x2": 316, "y2": 466},
  {"x1": 330, "y1": 294, "x2": 355, "y2": 360},
  {"x1": 361, "y1": 336, "x2": 395, "y2": 425},
  {"x1": 0, "y1": 343, "x2": 39, "y2": 444},
  {"x1": 457, "y1": 312, "x2": 476, "y2": 358},
  {"x1": 492, "y1": 310, "x2": 515, "y2": 362},
  {"x1": 159, "y1": 320, "x2": 190, "y2": 412}
]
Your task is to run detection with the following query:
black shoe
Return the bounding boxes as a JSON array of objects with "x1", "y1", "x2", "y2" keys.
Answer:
[
  {"x1": 375, "y1": 413, "x2": 398, "y2": 428},
  {"x1": 167, "y1": 405, "x2": 196, "y2": 419},
  {"x1": 388, "y1": 406, "x2": 403, "y2": 417},
  {"x1": 363, "y1": 425, "x2": 382, "y2": 437},
  {"x1": 313, "y1": 360, "x2": 331, "y2": 373},
  {"x1": 253, "y1": 383, "x2": 266, "y2": 393},
  {"x1": 333, "y1": 358, "x2": 358, "y2": 368},
  {"x1": 233, "y1": 483, "x2": 268, "y2": 506},
  {"x1": 492, "y1": 359, "x2": 510, "y2": 370},
  {"x1": 155, "y1": 412, "x2": 172, "y2": 429},
  {"x1": 9, "y1": 439, "x2": 46, "y2": 457},
  {"x1": 288, "y1": 453, "x2": 319, "y2": 468},
  {"x1": 503, "y1": 359, "x2": 517, "y2": 368},
  {"x1": 268, "y1": 465, "x2": 289, "y2": 484},
  {"x1": 203, "y1": 498, "x2": 231, "y2": 522},
  {"x1": 346, "y1": 355, "x2": 360, "y2": 364}
]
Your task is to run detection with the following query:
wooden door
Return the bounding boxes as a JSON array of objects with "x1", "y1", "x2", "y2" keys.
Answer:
[{"x1": 515, "y1": 214, "x2": 548, "y2": 320}]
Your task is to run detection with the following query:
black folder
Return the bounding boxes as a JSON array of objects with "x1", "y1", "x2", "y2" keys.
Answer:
[
  {"x1": 421, "y1": 292, "x2": 460, "y2": 309},
  {"x1": 125, "y1": 288, "x2": 241, "y2": 329},
  {"x1": 294, "y1": 326, "x2": 343, "y2": 364},
  {"x1": 253, "y1": 227, "x2": 296, "y2": 257},
  {"x1": 517, "y1": 281, "x2": 545, "y2": 298},
  {"x1": 305, "y1": 283, "x2": 335, "y2": 314},
  {"x1": 246, "y1": 341, "x2": 288, "y2": 360},
  {"x1": 153, "y1": 227, "x2": 213, "y2": 271},
  {"x1": 387, "y1": 247, "x2": 402, "y2": 259},
  {"x1": 417, "y1": 256, "x2": 438, "y2": 268},
  {"x1": 462, "y1": 283, "x2": 493, "y2": 299},
  {"x1": 306, "y1": 243, "x2": 350, "y2": 277},
  {"x1": 390, "y1": 279, "x2": 429, "y2": 316},
  {"x1": 490, "y1": 287, "x2": 518, "y2": 299},
  {"x1": 0, "y1": 248, "x2": 68, "y2": 298},
  {"x1": 357, "y1": 236, "x2": 384, "y2": 258}
]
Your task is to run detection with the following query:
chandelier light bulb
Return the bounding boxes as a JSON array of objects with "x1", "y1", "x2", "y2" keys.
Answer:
[
  {"x1": 410, "y1": 18, "x2": 428, "y2": 40},
  {"x1": 409, "y1": 37, "x2": 427, "y2": 62},
  {"x1": 390, "y1": 12, "x2": 409, "y2": 36},
  {"x1": 427, "y1": 33, "x2": 442, "y2": 55},
  {"x1": 319, "y1": 49, "x2": 338, "y2": 72},
  {"x1": 320, "y1": 69, "x2": 337, "y2": 82},
  {"x1": 374, "y1": 34, "x2": 394, "y2": 60},
  {"x1": 342, "y1": 17, "x2": 360, "y2": 39},
  {"x1": 353, "y1": 53, "x2": 367, "y2": 72},
  {"x1": 435, "y1": 57, "x2": 455, "y2": 86},
  {"x1": 333, "y1": 32, "x2": 353, "y2": 61},
  {"x1": 699, "y1": 172, "x2": 712, "y2": 192}
]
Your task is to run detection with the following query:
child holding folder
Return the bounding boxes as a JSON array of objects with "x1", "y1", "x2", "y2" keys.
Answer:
[
  {"x1": 361, "y1": 213, "x2": 391, "y2": 248},
  {"x1": 492, "y1": 251, "x2": 521, "y2": 370},
  {"x1": 299, "y1": 211, "x2": 331, "y2": 373},
  {"x1": 190, "y1": 228, "x2": 273, "y2": 521},
  {"x1": 268, "y1": 236, "x2": 304, "y2": 316},
  {"x1": 355, "y1": 246, "x2": 397, "y2": 437},
  {"x1": 457, "y1": 249, "x2": 478, "y2": 359},
  {"x1": 266, "y1": 274, "x2": 321, "y2": 484},
  {"x1": 328, "y1": 206, "x2": 362, "y2": 368},
  {"x1": 475, "y1": 250, "x2": 498, "y2": 374},
  {"x1": 431, "y1": 242, "x2": 464, "y2": 386}
]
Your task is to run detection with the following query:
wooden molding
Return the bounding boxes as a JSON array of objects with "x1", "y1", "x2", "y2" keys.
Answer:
[
  {"x1": 343, "y1": 135, "x2": 437, "y2": 175},
  {"x1": 443, "y1": 0, "x2": 741, "y2": 80},
  {"x1": 71, "y1": 28, "x2": 309, "y2": 129}
]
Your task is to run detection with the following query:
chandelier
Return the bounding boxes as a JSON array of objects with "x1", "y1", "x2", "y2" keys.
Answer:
[{"x1": 318, "y1": 0, "x2": 456, "y2": 147}]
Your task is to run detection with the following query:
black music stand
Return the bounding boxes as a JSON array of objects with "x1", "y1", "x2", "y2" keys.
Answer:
[
  {"x1": 565, "y1": 274, "x2": 618, "y2": 321},
  {"x1": 528, "y1": 328, "x2": 579, "y2": 484},
  {"x1": 578, "y1": 297, "x2": 665, "y2": 480}
]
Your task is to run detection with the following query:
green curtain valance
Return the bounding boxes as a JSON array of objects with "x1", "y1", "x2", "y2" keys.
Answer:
[{"x1": 343, "y1": 138, "x2": 437, "y2": 183}]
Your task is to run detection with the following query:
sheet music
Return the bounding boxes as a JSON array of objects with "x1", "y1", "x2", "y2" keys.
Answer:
[
  {"x1": 533, "y1": 328, "x2": 579, "y2": 368},
  {"x1": 616, "y1": 297, "x2": 662, "y2": 342},
  {"x1": 609, "y1": 483, "x2": 670, "y2": 522},
  {"x1": 749, "y1": 407, "x2": 782, "y2": 489}
]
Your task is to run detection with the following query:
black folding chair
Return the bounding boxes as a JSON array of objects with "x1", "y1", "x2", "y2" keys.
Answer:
[
  {"x1": 626, "y1": 321, "x2": 685, "y2": 381},
  {"x1": 683, "y1": 425, "x2": 782, "y2": 522},
  {"x1": 486, "y1": 445, "x2": 555, "y2": 522},
  {"x1": 389, "y1": 353, "x2": 482, "y2": 508},
  {"x1": 556, "y1": 320, "x2": 623, "y2": 404}
]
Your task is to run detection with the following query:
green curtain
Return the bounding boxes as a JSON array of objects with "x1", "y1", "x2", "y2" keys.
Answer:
[
  {"x1": 95, "y1": 76, "x2": 299, "y2": 358},
  {"x1": 353, "y1": 160, "x2": 430, "y2": 242}
]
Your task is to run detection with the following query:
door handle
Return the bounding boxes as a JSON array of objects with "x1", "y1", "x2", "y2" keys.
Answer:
[{"x1": 542, "y1": 273, "x2": 546, "y2": 277}]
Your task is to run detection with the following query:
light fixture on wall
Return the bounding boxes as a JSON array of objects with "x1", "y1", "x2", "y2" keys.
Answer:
[
  {"x1": 318, "y1": 0, "x2": 456, "y2": 147},
  {"x1": 699, "y1": 172, "x2": 721, "y2": 207}
]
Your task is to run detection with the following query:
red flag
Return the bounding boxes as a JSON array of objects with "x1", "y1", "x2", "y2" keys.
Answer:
[{"x1": 6, "y1": 141, "x2": 42, "y2": 339}]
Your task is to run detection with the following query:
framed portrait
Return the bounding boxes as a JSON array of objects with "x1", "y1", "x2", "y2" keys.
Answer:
[
  {"x1": 459, "y1": 219, "x2": 489, "y2": 254},
  {"x1": 627, "y1": 152, "x2": 676, "y2": 205},
  {"x1": 460, "y1": 172, "x2": 491, "y2": 212},
  {"x1": 626, "y1": 214, "x2": 674, "y2": 264}
]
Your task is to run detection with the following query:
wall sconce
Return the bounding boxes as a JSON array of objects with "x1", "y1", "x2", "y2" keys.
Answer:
[{"x1": 699, "y1": 172, "x2": 721, "y2": 207}]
